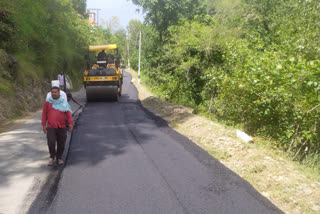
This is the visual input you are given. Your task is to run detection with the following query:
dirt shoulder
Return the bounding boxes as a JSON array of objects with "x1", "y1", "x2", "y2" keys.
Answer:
[
  {"x1": 0, "y1": 111, "x2": 40, "y2": 135},
  {"x1": 127, "y1": 69, "x2": 320, "y2": 214}
]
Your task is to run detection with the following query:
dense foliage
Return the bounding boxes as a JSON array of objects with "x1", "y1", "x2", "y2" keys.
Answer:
[
  {"x1": 0, "y1": 0, "x2": 127, "y2": 90},
  {"x1": 0, "y1": 2, "x2": 15, "y2": 49},
  {"x1": 131, "y1": 0, "x2": 207, "y2": 42},
  {"x1": 0, "y1": 0, "x2": 90, "y2": 89},
  {"x1": 130, "y1": 0, "x2": 320, "y2": 166}
]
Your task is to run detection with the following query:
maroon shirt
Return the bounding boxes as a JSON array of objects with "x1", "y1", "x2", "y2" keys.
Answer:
[{"x1": 41, "y1": 101, "x2": 73, "y2": 128}]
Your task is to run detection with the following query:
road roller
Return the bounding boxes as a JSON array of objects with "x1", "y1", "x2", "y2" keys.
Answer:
[{"x1": 83, "y1": 44, "x2": 123, "y2": 101}]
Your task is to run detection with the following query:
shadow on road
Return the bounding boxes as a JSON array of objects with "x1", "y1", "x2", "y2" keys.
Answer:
[
  {"x1": 27, "y1": 71, "x2": 283, "y2": 214},
  {"x1": 0, "y1": 117, "x2": 48, "y2": 187}
]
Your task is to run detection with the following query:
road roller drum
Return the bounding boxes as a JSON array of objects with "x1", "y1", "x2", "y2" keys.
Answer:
[{"x1": 83, "y1": 44, "x2": 123, "y2": 102}]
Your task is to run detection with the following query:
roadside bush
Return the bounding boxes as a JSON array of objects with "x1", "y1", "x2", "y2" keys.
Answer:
[
  {"x1": 0, "y1": 0, "x2": 92, "y2": 83},
  {"x1": 136, "y1": 0, "x2": 320, "y2": 165},
  {"x1": 143, "y1": 21, "x2": 225, "y2": 106},
  {"x1": 0, "y1": 2, "x2": 15, "y2": 49},
  {"x1": 214, "y1": 39, "x2": 319, "y2": 165}
]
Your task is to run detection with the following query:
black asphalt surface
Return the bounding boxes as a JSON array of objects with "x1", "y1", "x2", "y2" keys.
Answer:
[{"x1": 28, "y1": 71, "x2": 283, "y2": 214}]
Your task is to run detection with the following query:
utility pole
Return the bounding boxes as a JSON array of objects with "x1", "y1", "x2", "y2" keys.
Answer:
[
  {"x1": 127, "y1": 31, "x2": 130, "y2": 68},
  {"x1": 96, "y1": 9, "x2": 101, "y2": 25},
  {"x1": 138, "y1": 30, "x2": 141, "y2": 84}
]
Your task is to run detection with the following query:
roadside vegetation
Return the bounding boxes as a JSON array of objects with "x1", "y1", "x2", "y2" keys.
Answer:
[
  {"x1": 0, "y1": 0, "x2": 126, "y2": 121},
  {"x1": 0, "y1": 0, "x2": 318, "y2": 212},
  {"x1": 129, "y1": 68, "x2": 320, "y2": 214},
  {"x1": 128, "y1": 0, "x2": 320, "y2": 167}
]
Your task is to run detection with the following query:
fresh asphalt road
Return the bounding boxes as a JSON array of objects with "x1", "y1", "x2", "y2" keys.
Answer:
[{"x1": 28, "y1": 71, "x2": 283, "y2": 214}]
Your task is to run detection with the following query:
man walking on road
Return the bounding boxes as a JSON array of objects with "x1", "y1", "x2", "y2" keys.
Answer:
[
  {"x1": 42, "y1": 86, "x2": 73, "y2": 166},
  {"x1": 58, "y1": 72, "x2": 65, "y2": 91},
  {"x1": 47, "y1": 80, "x2": 67, "y2": 100}
]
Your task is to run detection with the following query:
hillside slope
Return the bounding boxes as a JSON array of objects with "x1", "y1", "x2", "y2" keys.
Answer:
[{"x1": 0, "y1": 49, "x2": 48, "y2": 122}]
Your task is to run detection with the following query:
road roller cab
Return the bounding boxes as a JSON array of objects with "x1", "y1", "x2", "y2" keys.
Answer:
[{"x1": 84, "y1": 44, "x2": 123, "y2": 101}]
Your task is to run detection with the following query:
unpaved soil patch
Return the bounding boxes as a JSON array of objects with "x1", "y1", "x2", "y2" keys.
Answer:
[
  {"x1": 128, "y1": 69, "x2": 320, "y2": 214},
  {"x1": 0, "y1": 111, "x2": 39, "y2": 135}
]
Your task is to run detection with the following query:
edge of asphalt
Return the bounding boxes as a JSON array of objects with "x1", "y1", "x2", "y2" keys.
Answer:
[
  {"x1": 19, "y1": 89, "x2": 86, "y2": 214},
  {"x1": 23, "y1": 109, "x2": 83, "y2": 214},
  {"x1": 127, "y1": 72, "x2": 282, "y2": 213},
  {"x1": 134, "y1": 99, "x2": 283, "y2": 213},
  {"x1": 22, "y1": 73, "x2": 282, "y2": 213}
]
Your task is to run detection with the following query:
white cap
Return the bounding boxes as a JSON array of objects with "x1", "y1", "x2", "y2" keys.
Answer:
[{"x1": 51, "y1": 80, "x2": 59, "y2": 87}]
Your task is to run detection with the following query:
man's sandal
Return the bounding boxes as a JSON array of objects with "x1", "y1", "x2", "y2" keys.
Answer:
[
  {"x1": 57, "y1": 159, "x2": 64, "y2": 165},
  {"x1": 48, "y1": 158, "x2": 54, "y2": 166}
]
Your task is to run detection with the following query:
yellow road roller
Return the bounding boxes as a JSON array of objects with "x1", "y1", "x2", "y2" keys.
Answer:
[{"x1": 83, "y1": 44, "x2": 123, "y2": 101}]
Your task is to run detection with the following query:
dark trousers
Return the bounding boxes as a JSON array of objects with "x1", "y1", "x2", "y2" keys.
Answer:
[{"x1": 47, "y1": 127, "x2": 67, "y2": 159}]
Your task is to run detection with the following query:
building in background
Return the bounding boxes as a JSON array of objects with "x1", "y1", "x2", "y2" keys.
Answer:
[
  {"x1": 88, "y1": 8, "x2": 101, "y2": 26},
  {"x1": 88, "y1": 11, "x2": 95, "y2": 25}
]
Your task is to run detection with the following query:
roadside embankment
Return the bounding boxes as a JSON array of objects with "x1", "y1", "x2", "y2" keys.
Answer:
[
  {"x1": 127, "y1": 69, "x2": 320, "y2": 214},
  {"x1": 0, "y1": 49, "x2": 50, "y2": 129}
]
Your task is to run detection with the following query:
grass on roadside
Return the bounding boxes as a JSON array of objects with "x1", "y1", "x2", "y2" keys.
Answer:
[{"x1": 127, "y1": 68, "x2": 320, "y2": 214}]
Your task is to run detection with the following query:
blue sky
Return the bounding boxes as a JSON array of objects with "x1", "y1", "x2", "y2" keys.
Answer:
[{"x1": 87, "y1": 0, "x2": 144, "y2": 30}]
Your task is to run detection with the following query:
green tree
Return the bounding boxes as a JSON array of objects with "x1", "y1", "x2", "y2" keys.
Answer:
[
  {"x1": 0, "y1": 1, "x2": 15, "y2": 49},
  {"x1": 131, "y1": 0, "x2": 206, "y2": 42},
  {"x1": 113, "y1": 29, "x2": 127, "y2": 60},
  {"x1": 0, "y1": 0, "x2": 92, "y2": 85},
  {"x1": 129, "y1": 0, "x2": 320, "y2": 165},
  {"x1": 101, "y1": 16, "x2": 124, "y2": 33},
  {"x1": 72, "y1": 0, "x2": 87, "y2": 16}
]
